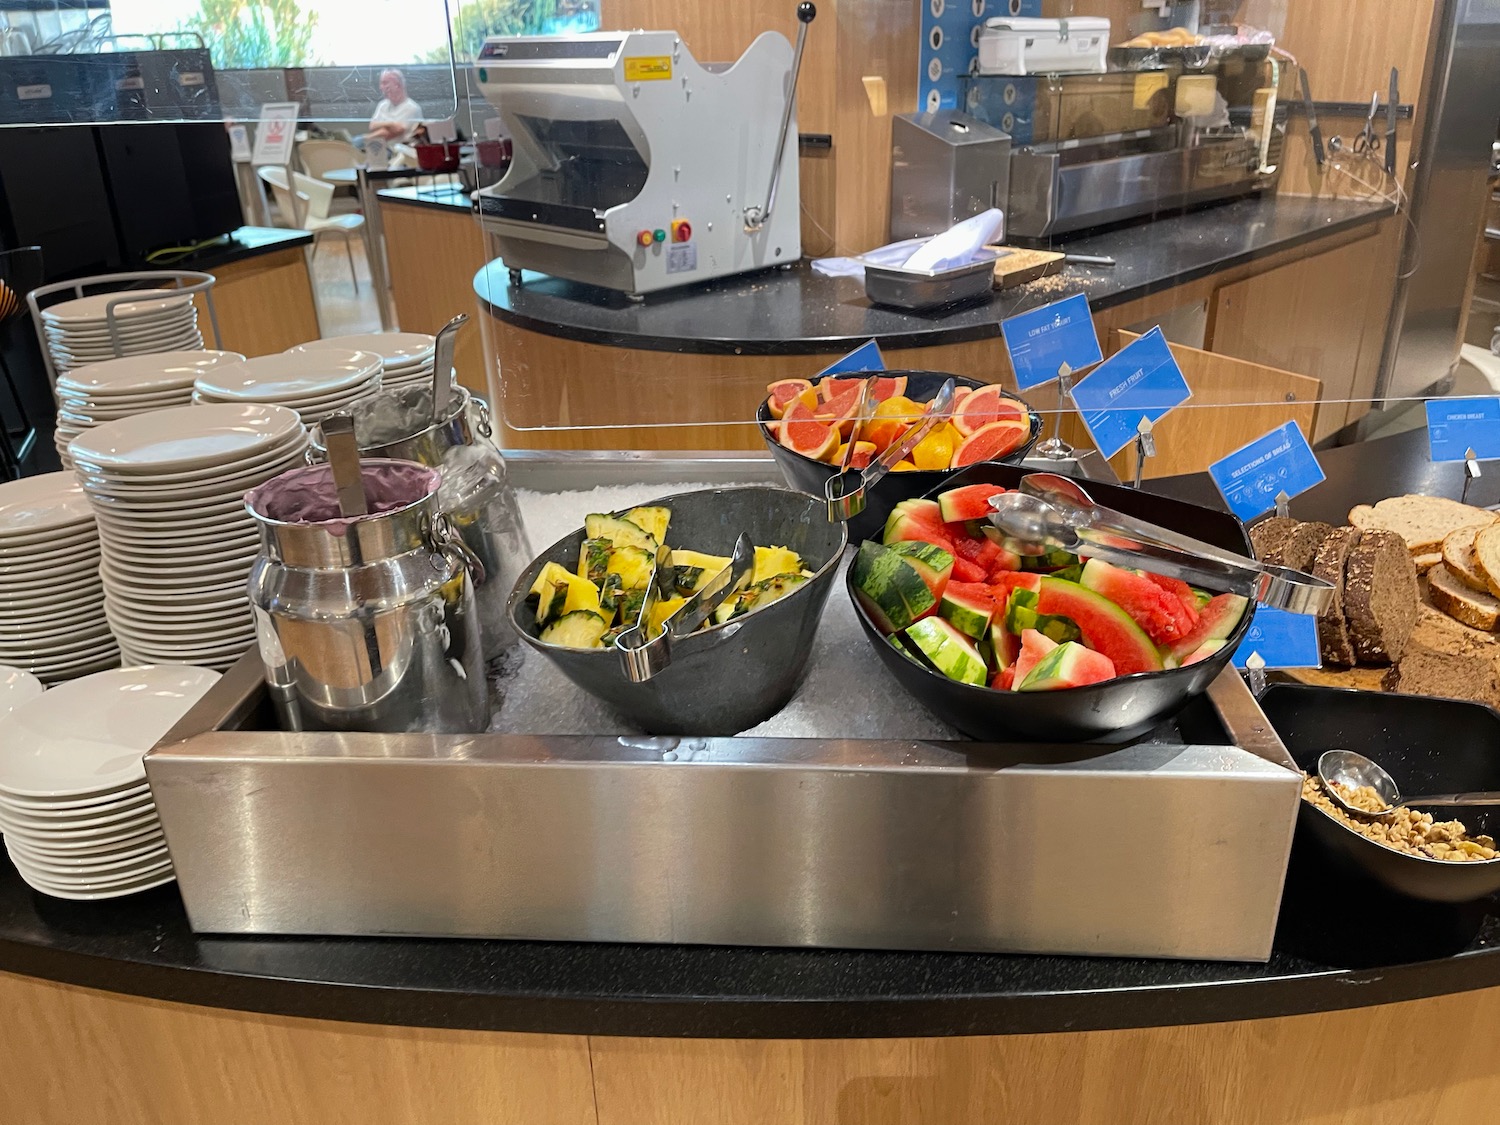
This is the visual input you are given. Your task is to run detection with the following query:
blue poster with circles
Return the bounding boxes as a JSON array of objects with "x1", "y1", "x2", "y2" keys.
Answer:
[{"x1": 918, "y1": 0, "x2": 1042, "y2": 115}]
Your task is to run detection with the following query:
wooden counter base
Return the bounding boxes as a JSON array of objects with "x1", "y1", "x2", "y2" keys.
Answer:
[
  {"x1": 189, "y1": 248, "x2": 320, "y2": 358},
  {"x1": 7, "y1": 967, "x2": 1500, "y2": 1124}
]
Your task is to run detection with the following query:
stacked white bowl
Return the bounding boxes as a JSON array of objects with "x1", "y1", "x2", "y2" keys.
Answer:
[
  {"x1": 0, "y1": 665, "x2": 43, "y2": 718},
  {"x1": 68, "y1": 403, "x2": 309, "y2": 672},
  {"x1": 0, "y1": 665, "x2": 219, "y2": 900},
  {"x1": 0, "y1": 473, "x2": 117, "y2": 683},
  {"x1": 42, "y1": 290, "x2": 204, "y2": 376},
  {"x1": 192, "y1": 349, "x2": 383, "y2": 424},
  {"x1": 290, "y1": 332, "x2": 439, "y2": 390},
  {"x1": 53, "y1": 350, "x2": 247, "y2": 468}
]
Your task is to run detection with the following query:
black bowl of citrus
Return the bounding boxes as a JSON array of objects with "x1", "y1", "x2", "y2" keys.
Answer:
[
  {"x1": 845, "y1": 463, "x2": 1256, "y2": 744},
  {"x1": 756, "y1": 370, "x2": 1041, "y2": 543}
]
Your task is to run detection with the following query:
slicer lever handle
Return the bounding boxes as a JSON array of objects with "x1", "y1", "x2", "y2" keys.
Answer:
[{"x1": 745, "y1": 2, "x2": 816, "y2": 233}]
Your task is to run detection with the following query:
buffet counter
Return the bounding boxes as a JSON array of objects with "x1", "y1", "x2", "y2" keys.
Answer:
[
  {"x1": 5, "y1": 431, "x2": 1500, "y2": 1125},
  {"x1": 462, "y1": 195, "x2": 1395, "y2": 455},
  {"x1": 174, "y1": 226, "x2": 320, "y2": 358}
]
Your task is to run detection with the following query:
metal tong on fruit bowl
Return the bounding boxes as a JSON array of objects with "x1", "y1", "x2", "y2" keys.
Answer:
[
  {"x1": 615, "y1": 532, "x2": 757, "y2": 682},
  {"x1": 823, "y1": 376, "x2": 958, "y2": 522},
  {"x1": 986, "y1": 473, "x2": 1336, "y2": 614}
]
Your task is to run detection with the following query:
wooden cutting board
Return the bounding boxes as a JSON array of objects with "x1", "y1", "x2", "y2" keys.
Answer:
[{"x1": 985, "y1": 246, "x2": 1066, "y2": 289}]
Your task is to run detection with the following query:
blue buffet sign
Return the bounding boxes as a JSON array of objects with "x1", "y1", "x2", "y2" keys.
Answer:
[
  {"x1": 1070, "y1": 328, "x2": 1192, "y2": 459},
  {"x1": 1425, "y1": 396, "x2": 1500, "y2": 462},
  {"x1": 1208, "y1": 421, "x2": 1326, "y2": 523},
  {"x1": 1231, "y1": 607, "x2": 1322, "y2": 670},
  {"x1": 816, "y1": 339, "x2": 885, "y2": 378},
  {"x1": 1000, "y1": 293, "x2": 1103, "y2": 391}
]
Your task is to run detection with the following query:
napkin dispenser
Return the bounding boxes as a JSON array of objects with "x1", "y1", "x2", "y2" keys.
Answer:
[{"x1": 889, "y1": 111, "x2": 1012, "y2": 241}]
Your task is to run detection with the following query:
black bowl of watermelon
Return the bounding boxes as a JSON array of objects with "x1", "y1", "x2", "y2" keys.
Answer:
[
  {"x1": 845, "y1": 464, "x2": 1256, "y2": 744},
  {"x1": 756, "y1": 370, "x2": 1041, "y2": 543}
]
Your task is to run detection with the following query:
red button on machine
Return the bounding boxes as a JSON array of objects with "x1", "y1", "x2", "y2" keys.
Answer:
[
  {"x1": 636, "y1": 230, "x2": 654, "y2": 247},
  {"x1": 671, "y1": 219, "x2": 692, "y2": 242}
]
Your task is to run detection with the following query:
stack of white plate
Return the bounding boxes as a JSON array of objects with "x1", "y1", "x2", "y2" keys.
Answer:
[
  {"x1": 52, "y1": 350, "x2": 247, "y2": 468},
  {"x1": 42, "y1": 290, "x2": 203, "y2": 376},
  {"x1": 68, "y1": 403, "x2": 308, "y2": 672},
  {"x1": 0, "y1": 665, "x2": 219, "y2": 900},
  {"x1": 0, "y1": 666, "x2": 43, "y2": 719},
  {"x1": 0, "y1": 473, "x2": 117, "y2": 683},
  {"x1": 290, "y1": 332, "x2": 440, "y2": 390},
  {"x1": 192, "y1": 349, "x2": 383, "y2": 424}
]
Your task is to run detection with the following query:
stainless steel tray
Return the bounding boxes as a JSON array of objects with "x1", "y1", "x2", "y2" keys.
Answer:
[{"x1": 145, "y1": 451, "x2": 1302, "y2": 962}]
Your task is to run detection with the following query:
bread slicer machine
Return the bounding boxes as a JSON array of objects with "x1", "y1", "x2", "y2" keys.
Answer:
[{"x1": 473, "y1": 5, "x2": 815, "y2": 296}]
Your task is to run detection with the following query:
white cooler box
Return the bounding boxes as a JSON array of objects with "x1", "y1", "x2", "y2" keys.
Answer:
[{"x1": 978, "y1": 16, "x2": 1110, "y2": 76}]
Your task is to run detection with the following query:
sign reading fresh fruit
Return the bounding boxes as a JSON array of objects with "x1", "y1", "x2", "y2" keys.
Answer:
[
  {"x1": 1230, "y1": 607, "x2": 1321, "y2": 669},
  {"x1": 1208, "y1": 421, "x2": 1325, "y2": 522},
  {"x1": 1425, "y1": 396, "x2": 1500, "y2": 463},
  {"x1": 1070, "y1": 328, "x2": 1192, "y2": 459},
  {"x1": 1000, "y1": 294, "x2": 1104, "y2": 392}
]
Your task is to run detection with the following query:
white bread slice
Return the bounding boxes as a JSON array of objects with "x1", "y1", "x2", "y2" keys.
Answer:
[
  {"x1": 1414, "y1": 552, "x2": 1442, "y2": 574},
  {"x1": 1442, "y1": 525, "x2": 1490, "y2": 592},
  {"x1": 1346, "y1": 495, "x2": 1496, "y2": 555},
  {"x1": 1474, "y1": 524, "x2": 1500, "y2": 600},
  {"x1": 1428, "y1": 563, "x2": 1500, "y2": 631}
]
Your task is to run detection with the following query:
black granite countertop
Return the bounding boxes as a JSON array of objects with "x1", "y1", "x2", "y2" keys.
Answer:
[
  {"x1": 153, "y1": 226, "x2": 314, "y2": 272},
  {"x1": 5, "y1": 428, "x2": 1500, "y2": 1040},
  {"x1": 377, "y1": 184, "x2": 474, "y2": 214},
  {"x1": 473, "y1": 196, "x2": 1393, "y2": 356}
]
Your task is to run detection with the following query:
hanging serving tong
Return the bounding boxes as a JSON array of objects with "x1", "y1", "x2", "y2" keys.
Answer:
[
  {"x1": 823, "y1": 376, "x2": 958, "y2": 522},
  {"x1": 615, "y1": 532, "x2": 757, "y2": 682},
  {"x1": 985, "y1": 473, "x2": 1335, "y2": 614}
]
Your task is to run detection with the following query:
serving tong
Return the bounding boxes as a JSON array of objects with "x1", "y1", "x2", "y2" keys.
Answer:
[
  {"x1": 615, "y1": 532, "x2": 757, "y2": 682},
  {"x1": 823, "y1": 376, "x2": 958, "y2": 522},
  {"x1": 985, "y1": 473, "x2": 1335, "y2": 614}
]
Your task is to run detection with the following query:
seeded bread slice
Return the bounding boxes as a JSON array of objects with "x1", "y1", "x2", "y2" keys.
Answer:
[
  {"x1": 1312, "y1": 526, "x2": 1361, "y2": 668},
  {"x1": 1441, "y1": 525, "x2": 1490, "y2": 593},
  {"x1": 1473, "y1": 524, "x2": 1500, "y2": 600},
  {"x1": 1428, "y1": 563, "x2": 1500, "y2": 631},
  {"x1": 1344, "y1": 528, "x2": 1419, "y2": 663},
  {"x1": 1269, "y1": 521, "x2": 1334, "y2": 572},
  {"x1": 1414, "y1": 552, "x2": 1442, "y2": 574},
  {"x1": 1347, "y1": 495, "x2": 1496, "y2": 555},
  {"x1": 1382, "y1": 645, "x2": 1500, "y2": 707},
  {"x1": 1248, "y1": 516, "x2": 1297, "y2": 562}
]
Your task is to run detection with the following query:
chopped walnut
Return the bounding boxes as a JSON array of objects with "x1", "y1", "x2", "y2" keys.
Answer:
[{"x1": 1301, "y1": 774, "x2": 1499, "y2": 862}]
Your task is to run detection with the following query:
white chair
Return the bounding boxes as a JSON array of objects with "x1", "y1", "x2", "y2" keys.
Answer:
[
  {"x1": 298, "y1": 138, "x2": 361, "y2": 184},
  {"x1": 258, "y1": 166, "x2": 365, "y2": 292}
]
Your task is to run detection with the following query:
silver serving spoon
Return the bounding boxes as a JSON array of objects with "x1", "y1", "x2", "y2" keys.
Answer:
[{"x1": 1317, "y1": 749, "x2": 1500, "y2": 819}]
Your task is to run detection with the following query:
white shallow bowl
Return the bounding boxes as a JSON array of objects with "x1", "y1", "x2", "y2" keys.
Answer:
[
  {"x1": 0, "y1": 665, "x2": 42, "y2": 718},
  {"x1": 0, "y1": 664, "x2": 219, "y2": 798},
  {"x1": 67, "y1": 403, "x2": 305, "y2": 474}
]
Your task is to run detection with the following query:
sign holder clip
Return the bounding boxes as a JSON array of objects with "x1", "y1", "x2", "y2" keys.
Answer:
[
  {"x1": 1464, "y1": 447, "x2": 1482, "y2": 505},
  {"x1": 1035, "y1": 362, "x2": 1076, "y2": 461},
  {"x1": 1131, "y1": 416, "x2": 1157, "y2": 489},
  {"x1": 1274, "y1": 490, "x2": 1291, "y2": 519}
]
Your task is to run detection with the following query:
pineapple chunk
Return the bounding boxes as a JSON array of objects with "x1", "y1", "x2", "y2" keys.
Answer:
[
  {"x1": 623, "y1": 505, "x2": 671, "y2": 543},
  {"x1": 648, "y1": 595, "x2": 688, "y2": 639},
  {"x1": 577, "y1": 537, "x2": 612, "y2": 584},
  {"x1": 558, "y1": 571, "x2": 602, "y2": 618},
  {"x1": 607, "y1": 546, "x2": 655, "y2": 592},
  {"x1": 669, "y1": 549, "x2": 731, "y2": 595},
  {"x1": 752, "y1": 545, "x2": 803, "y2": 584}
]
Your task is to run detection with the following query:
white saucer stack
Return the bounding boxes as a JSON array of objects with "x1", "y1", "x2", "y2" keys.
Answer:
[
  {"x1": 68, "y1": 403, "x2": 309, "y2": 672},
  {"x1": 290, "y1": 332, "x2": 439, "y2": 390},
  {"x1": 53, "y1": 351, "x2": 247, "y2": 468},
  {"x1": 42, "y1": 290, "x2": 204, "y2": 376},
  {"x1": 0, "y1": 473, "x2": 117, "y2": 683},
  {"x1": 192, "y1": 349, "x2": 383, "y2": 424},
  {"x1": 0, "y1": 665, "x2": 219, "y2": 900}
]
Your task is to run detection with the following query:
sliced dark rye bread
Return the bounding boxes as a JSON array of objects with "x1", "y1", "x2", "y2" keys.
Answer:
[
  {"x1": 1343, "y1": 528, "x2": 1419, "y2": 663},
  {"x1": 1268, "y1": 521, "x2": 1334, "y2": 572},
  {"x1": 1248, "y1": 516, "x2": 1297, "y2": 562},
  {"x1": 1382, "y1": 644, "x2": 1500, "y2": 708},
  {"x1": 1312, "y1": 526, "x2": 1361, "y2": 667},
  {"x1": 1428, "y1": 563, "x2": 1500, "y2": 631}
]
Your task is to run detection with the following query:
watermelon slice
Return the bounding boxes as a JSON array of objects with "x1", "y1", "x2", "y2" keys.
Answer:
[
  {"x1": 992, "y1": 665, "x2": 1016, "y2": 690},
  {"x1": 937, "y1": 483, "x2": 1009, "y2": 524},
  {"x1": 1183, "y1": 639, "x2": 1226, "y2": 666},
  {"x1": 1080, "y1": 559, "x2": 1198, "y2": 645},
  {"x1": 904, "y1": 617, "x2": 988, "y2": 685},
  {"x1": 1010, "y1": 628, "x2": 1058, "y2": 689},
  {"x1": 1017, "y1": 641, "x2": 1118, "y2": 691},
  {"x1": 1035, "y1": 577, "x2": 1164, "y2": 675},
  {"x1": 989, "y1": 620, "x2": 1018, "y2": 669},
  {"x1": 1144, "y1": 572, "x2": 1202, "y2": 629},
  {"x1": 851, "y1": 541, "x2": 941, "y2": 634},
  {"x1": 939, "y1": 585, "x2": 994, "y2": 639},
  {"x1": 1166, "y1": 593, "x2": 1249, "y2": 665},
  {"x1": 886, "y1": 540, "x2": 955, "y2": 602},
  {"x1": 883, "y1": 499, "x2": 955, "y2": 554},
  {"x1": 951, "y1": 557, "x2": 987, "y2": 583}
]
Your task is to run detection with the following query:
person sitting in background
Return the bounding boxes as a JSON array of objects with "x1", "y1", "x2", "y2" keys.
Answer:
[{"x1": 367, "y1": 69, "x2": 423, "y2": 144}]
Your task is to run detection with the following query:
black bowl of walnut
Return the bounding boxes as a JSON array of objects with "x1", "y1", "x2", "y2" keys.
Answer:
[{"x1": 1262, "y1": 684, "x2": 1500, "y2": 903}]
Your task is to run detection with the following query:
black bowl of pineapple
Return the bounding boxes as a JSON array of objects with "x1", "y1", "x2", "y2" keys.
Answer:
[{"x1": 506, "y1": 486, "x2": 849, "y2": 735}]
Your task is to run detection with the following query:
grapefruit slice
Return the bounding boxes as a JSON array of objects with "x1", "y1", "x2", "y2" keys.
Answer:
[
  {"x1": 833, "y1": 440, "x2": 876, "y2": 469},
  {"x1": 778, "y1": 399, "x2": 838, "y2": 462},
  {"x1": 766, "y1": 378, "x2": 813, "y2": 420},
  {"x1": 952, "y1": 385, "x2": 1025, "y2": 437},
  {"x1": 870, "y1": 375, "x2": 909, "y2": 402},
  {"x1": 818, "y1": 377, "x2": 862, "y2": 402},
  {"x1": 951, "y1": 419, "x2": 1030, "y2": 467},
  {"x1": 815, "y1": 384, "x2": 865, "y2": 438}
]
